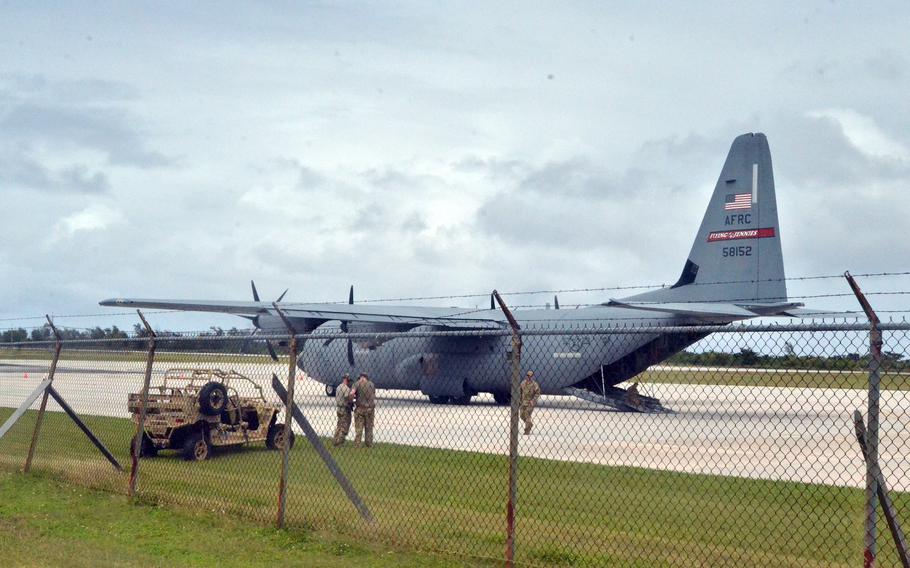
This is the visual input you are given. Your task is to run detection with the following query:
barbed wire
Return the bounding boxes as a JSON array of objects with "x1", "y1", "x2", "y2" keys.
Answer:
[
  {"x1": 1, "y1": 271, "x2": 908, "y2": 326},
  {"x1": 332, "y1": 270, "x2": 910, "y2": 304}
]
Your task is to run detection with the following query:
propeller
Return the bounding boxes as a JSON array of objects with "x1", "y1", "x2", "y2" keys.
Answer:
[
  {"x1": 490, "y1": 293, "x2": 495, "y2": 310},
  {"x1": 250, "y1": 279, "x2": 283, "y2": 362},
  {"x1": 554, "y1": 295, "x2": 560, "y2": 310},
  {"x1": 341, "y1": 285, "x2": 355, "y2": 366}
]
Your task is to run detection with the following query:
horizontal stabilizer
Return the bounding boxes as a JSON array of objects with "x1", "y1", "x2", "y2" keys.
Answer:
[
  {"x1": 778, "y1": 307, "x2": 858, "y2": 318},
  {"x1": 606, "y1": 299, "x2": 758, "y2": 319}
]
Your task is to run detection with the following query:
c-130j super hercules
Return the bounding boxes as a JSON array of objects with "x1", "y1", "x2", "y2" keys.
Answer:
[{"x1": 102, "y1": 133, "x2": 818, "y2": 411}]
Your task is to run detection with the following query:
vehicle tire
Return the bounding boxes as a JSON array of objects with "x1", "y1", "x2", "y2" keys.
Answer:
[
  {"x1": 493, "y1": 391, "x2": 511, "y2": 406},
  {"x1": 267, "y1": 423, "x2": 296, "y2": 450},
  {"x1": 428, "y1": 395, "x2": 450, "y2": 405},
  {"x1": 325, "y1": 384, "x2": 336, "y2": 397},
  {"x1": 131, "y1": 433, "x2": 158, "y2": 458},
  {"x1": 198, "y1": 382, "x2": 229, "y2": 416},
  {"x1": 182, "y1": 430, "x2": 211, "y2": 461},
  {"x1": 451, "y1": 395, "x2": 472, "y2": 405}
]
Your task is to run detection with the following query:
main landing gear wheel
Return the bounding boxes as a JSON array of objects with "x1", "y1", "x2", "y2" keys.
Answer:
[
  {"x1": 428, "y1": 395, "x2": 449, "y2": 405},
  {"x1": 325, "y1": 384, "x2": 337, "y2": 397},
  {"x1": 492, "y1": 391, "x2": 511, "y2": 406}
]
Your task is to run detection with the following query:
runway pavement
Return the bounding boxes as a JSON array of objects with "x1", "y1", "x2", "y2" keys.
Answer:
[{"x1": 2, "y1": 356, "x2": 909, "y2": 490}]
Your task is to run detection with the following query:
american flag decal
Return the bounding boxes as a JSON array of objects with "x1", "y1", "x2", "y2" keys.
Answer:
[{"x1": 724, "y1": 193, "x2": 751, "y2": 210}]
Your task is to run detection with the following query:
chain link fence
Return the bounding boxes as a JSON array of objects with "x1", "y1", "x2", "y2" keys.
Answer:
[{"x1": 1, "y1": 321, "x2": 908, "y2": 566}]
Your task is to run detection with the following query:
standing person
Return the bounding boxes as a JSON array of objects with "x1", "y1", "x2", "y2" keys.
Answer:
[
  {"x1": 352, "y1": 372, "x2": 376, "y2": 448},
  {"x1": 332, "y1": 374, "x2": 354, "y2": 446},
  {"x1": 519, "y1": 370, "x2": 541, "y2": 435},
  {"x1": 626, "y1": 381, "x2": 641, "y2": 409}
]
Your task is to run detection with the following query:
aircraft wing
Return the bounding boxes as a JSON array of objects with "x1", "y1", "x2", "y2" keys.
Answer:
[{"x1": 99, "y1": 298, "x2": 505, "y2": 330}]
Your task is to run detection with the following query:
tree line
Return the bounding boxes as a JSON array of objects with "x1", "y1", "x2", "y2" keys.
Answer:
[
  {"x1": 668, "y1": 346, "x2": 907, "y2": 372},
  {"x1": 1, "y1": 325, "x2": 270, "y2": 354}
]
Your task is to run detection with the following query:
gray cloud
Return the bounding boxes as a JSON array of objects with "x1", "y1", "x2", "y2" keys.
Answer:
[
  {"x1": 1, "y1": 103, "x2": 169, "y2": 168},
  {"x1": 0, "y1": 73, "x2": 138, "y2": 104},
  {"x1": 0, "y1": 150, "x2": 109, "y2": 193},
  {"x1": 0, "y1": 74, "x2": 169, "y2": 196}
]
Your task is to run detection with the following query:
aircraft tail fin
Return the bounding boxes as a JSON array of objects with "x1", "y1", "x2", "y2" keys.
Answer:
[{"x1": 625, "y1": 133, "x2": 786, "y2": 305}]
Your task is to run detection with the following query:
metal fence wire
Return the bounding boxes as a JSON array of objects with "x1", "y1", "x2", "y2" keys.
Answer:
[{"x1": 1, "y1": 322, "x2": 909, "y2": 567}]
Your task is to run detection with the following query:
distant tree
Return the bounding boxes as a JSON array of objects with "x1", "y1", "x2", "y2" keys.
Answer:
[
  {"x1": 738, "y1": 348, "x2": 759, "y2": 366},
  {"x1": 30, "y1": 326, "x2": 51, "y2": 342}
]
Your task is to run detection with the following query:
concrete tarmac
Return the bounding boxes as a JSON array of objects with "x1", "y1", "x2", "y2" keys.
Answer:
[{"x1": 2, "y1": 357, "x2": 908, "y2": 490}]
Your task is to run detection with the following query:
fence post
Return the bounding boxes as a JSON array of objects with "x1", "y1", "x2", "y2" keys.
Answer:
[
  {"x1": 493, "y1": 290, "x2": 522, "y2": 567},
  {"x1": 846, "y1": 271, "x2": 883, "y2": 568},
  {"x1": 854, "y1": 411, "x2": 910, "y2": 567},
  {"x1": 272, "y1": 302, "x2": 298, "y2": 529},
  {"x1": 24, "y1": 316, "x2": 62, "y2": 472},
  {"x1": 129, "y1": 310, "x2": 156, "y2": 498}
]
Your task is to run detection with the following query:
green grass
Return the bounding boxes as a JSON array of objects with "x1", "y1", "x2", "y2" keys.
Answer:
[
  {"x1": 0, "y1": 408, "x2": 898, "y2": 567},
  {"x1": 0, "y1": 471, "x2": 495, "y2": 567},
  {"x1": 638, "y1": 368, "x2": 910, "y2": 390}
]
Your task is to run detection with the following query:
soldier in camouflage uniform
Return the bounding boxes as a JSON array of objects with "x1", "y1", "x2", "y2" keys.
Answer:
[
  {"x1": 626, "y1": 381, "x2": 640, "y2": 408},
  {"x1": 332, "y1": 374, "x2": 354, "y2": 446},
  {"x1": 352, "y1": 372, "x2": 376, "y2": 448},
  {"x1": 519, "y1": 370, "x2": 541, "y2": 435}
]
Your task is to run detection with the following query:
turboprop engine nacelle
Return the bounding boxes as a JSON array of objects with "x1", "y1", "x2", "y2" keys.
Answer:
[{"x1": 254, "y1": 313, "x2": 286, "y2": 334}]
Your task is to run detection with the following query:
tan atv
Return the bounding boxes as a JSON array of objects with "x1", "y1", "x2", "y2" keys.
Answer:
[{"x1": 128, "y1": 368, "x2": 294, "y2": 461}]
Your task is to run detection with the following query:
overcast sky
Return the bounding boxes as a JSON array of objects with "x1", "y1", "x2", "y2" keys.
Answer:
[{"x1": 1, "y1": 2, "x2": 908, "y2": 333}]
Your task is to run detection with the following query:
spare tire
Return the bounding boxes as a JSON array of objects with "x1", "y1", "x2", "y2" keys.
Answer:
[{"x1": 198, "y1": 382, "x2": 228, "y2": 416}]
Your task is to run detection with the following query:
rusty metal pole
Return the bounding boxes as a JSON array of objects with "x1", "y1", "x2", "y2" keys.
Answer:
[
  {"x1": 273, "y1": 302, "x2": 298, "y2": 529},
  {"x1": 129, "y1": 310, "x2": 156, "y2": 498},
  {"x1": 854, "y1": 411, "x2": 910, "y2": 568},
  {"x1": 493, "y1": 290, "x2": 522, "y2": 567},
  {"x1": 24, "y1": 316, "x2": 62, "y2": 472},
  {"x1": 846, "y1": 271, "x2": 883, "y2": 568}
]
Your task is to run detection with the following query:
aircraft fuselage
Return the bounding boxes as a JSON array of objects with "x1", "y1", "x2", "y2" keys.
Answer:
[{"x1": 298, "y1": 306, "x2": 714, "y2": 401}]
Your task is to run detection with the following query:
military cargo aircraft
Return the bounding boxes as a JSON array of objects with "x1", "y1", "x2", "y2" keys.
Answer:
[{"x1": 102, "y1": 133, "x2": 813, "y2": 410}]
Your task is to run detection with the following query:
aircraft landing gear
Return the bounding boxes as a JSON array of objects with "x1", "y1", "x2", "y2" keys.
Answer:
[
  {"x1": 492, "y1": 391, "x2": 510, "y2": 406},
  {"x1": 428, "y1": 394, "x2": 474, "y2": 405},
  {"x1": 325, "y1": 384, "x2": 336, "y2": 397}
]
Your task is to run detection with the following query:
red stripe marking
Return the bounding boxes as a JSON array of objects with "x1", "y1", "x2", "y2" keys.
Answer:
[{"x1": 707, "y1": 227, "x2": 776, "y2": 242}]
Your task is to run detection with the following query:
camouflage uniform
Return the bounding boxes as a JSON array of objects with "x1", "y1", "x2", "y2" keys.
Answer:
[
  {"x1": 332, "y1": 381, "x2": 353, "y2": 446},
  {"x1": 626, "y1": 382, "x2": 640, "y2": 408},
  {"x1": 353, "y1": 376, "x2": 376, "y2": 447},
  {"x1": 519, "y1": 373, "x2": 541, "y2": 435}
]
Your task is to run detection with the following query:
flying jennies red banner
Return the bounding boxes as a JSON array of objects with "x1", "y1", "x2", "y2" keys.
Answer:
[{"x1": 706, "y1": 227, "x2": 775, "y2": 242}]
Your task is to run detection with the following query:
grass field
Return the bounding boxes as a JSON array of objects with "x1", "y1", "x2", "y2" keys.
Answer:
[
  {"x1": 1, "y1": 407, "x2": 902, "y2": 567},
  {"x1": 638, "y1": 368, "x2": 910, "y2": 390},
  {"x1": 0, "y1": 471, "x2": 496, "y2": 567}
]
